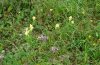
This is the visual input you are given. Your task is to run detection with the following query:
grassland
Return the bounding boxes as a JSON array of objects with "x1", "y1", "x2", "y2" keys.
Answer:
[{"x1": 0, "y1": 0, "x2": 100, "y2": 65}]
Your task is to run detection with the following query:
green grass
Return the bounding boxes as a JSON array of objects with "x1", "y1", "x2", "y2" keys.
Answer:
[{"x1": 0, "y1": 0, "x2": 100, "y2": 65}]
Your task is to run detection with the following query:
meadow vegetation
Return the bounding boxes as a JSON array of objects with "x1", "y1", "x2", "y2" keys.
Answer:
[{"x1": 0, "y1": 0, "x2": 100, "y2": 65}]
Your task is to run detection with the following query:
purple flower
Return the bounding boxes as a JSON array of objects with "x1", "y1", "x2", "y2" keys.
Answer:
[
  {"x1": 50, "y1": 46, "x2": 59, "y2": 53},
  {"x1": 37, "y1": 34, "x2": 48, "y2": 41}
]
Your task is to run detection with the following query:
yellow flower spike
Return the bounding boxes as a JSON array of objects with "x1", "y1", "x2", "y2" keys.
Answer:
[
  {"x1": 25, "y1": 27, "x2": 29, "y2": 36},
  {"x1": 55, "y1": 23, "x2": 60, "y2": 29},
  {"x1": 29, "y1": 24, "x2": 34, "y2": 31},
  {"x1": 32, "y1": 16, "x2": 36, "y2": 21},
  {"x1": 69, "y1": 16, "x2": 73, "y2": 21}
]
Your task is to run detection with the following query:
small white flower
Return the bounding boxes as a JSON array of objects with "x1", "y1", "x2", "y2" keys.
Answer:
[
  {"x1": 55, "y1": 23, "x2": 60, "y2": 29},
  {"x1": 32, "y1": 16, "x2": 36, "y2": 21},
  {"x1": 50, "y1": 9, "x2": 53, "y2": 11},
  {"x1": 69, "y1": 16, "x2": 73, "y2": 21}
]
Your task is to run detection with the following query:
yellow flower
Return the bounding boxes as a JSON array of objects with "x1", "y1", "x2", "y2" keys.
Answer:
[
  {"x1": 25, "y1": 28, "x2": 29, "y2": 36},
  {"x1": 29, "y1": 24, "x2": 34, "y2": 31},
  {"x1": 24, "y1": 24, "x2": 34, "y2": 36},
  {"x1": 69, "y1": 16, "x2": 73, "y2": 21},
  {"x1": 55, "y1": 23, "x2": 60, "y2": 29},
  {"x1": 32, "y1": 16, "x2": 36, "y2": 21},
  {"x1": 90, "y1": 20, "x2": 93, "y2": 22},
  {"x1": 71, "y1": 20, "x2": 74, "y2": 24},
  {"x1": 50, "y1": 9, "x2": 53, "y2": 11}
]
